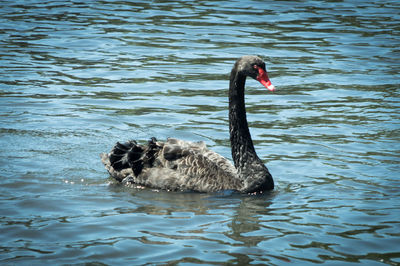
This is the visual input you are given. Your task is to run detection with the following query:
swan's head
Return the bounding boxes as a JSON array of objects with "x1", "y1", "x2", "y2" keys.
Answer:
[{"x1": 237, "y1": 55, "x2": 276, "y2": 91}]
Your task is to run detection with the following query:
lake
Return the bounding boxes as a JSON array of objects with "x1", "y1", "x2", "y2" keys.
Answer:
[{"x1": 0, "y1": 0, "x2": 399, "y2": 265}]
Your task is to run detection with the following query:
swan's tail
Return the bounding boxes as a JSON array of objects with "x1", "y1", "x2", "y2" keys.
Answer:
[{"x1": 100, "y1": 138, "x2": 161, "y2": 182}]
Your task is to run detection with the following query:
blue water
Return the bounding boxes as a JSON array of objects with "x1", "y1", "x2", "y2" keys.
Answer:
[{"x1": 1, "y1": 0, "x2": 399, "y2": 265}]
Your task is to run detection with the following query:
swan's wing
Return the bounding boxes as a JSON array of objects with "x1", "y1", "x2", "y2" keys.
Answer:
[
  {"x1": 151, "y1": 138, "x2": 241, "y2": 192},
  {"x1": 101, "y1": 138, "x2": 242, "y2": 192},
  {"x1": 100, "y1": 138, "x2": 161, "y2": 183}
]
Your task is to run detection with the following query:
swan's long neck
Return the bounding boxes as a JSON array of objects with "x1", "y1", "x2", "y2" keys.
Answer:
[
  {"x1": 228, "y1": 67, "x2": 274, "y2": 192},
  {"x1": 229, "y1": 70, "x2": 257, "y2": 169}
]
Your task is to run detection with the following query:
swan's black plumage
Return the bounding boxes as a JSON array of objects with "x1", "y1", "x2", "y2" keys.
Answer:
[{"x1": 101, "y1": 55, "x2": 274, "y2": 193}]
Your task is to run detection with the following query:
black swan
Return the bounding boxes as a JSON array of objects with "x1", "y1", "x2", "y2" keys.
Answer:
[{"x1": 101, "y1": 55, "x2": 275, "y2": 193}]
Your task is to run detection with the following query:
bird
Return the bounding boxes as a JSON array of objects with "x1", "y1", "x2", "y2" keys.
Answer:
[{"x1": 100, "y1": 55, "x2": 275, "y2": 193}]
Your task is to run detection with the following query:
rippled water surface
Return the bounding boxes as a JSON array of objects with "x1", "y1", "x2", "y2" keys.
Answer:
[{"x1": 1, "y1": 0, "x2": 400, "y2": 265}]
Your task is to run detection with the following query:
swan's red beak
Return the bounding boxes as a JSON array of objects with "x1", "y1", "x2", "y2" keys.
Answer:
[{"x1": 255, "y1": 66, "x2": 275, "y2": 92}]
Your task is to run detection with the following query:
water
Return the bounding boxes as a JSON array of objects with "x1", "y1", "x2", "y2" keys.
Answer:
[{"x1": 1, "y1": 0, "x2": 399, "y2": 264}]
